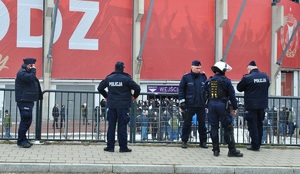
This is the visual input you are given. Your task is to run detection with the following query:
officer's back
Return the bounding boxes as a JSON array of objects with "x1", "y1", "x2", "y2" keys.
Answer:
[
  {"x1": 98, "y1": 62, "x2": 140, "y2": 108},
  {"x1": 237, "y1": 66, "x2": 270, "y2": 109}
]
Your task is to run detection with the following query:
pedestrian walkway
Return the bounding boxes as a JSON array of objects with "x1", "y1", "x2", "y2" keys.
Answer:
[{"x1": 0, "y1": 141, "x2": 299, "y2": 174}]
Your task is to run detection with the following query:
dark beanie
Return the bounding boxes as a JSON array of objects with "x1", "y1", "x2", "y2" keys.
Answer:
[
  {"x1": 115, "y1": 61, "x2": 125, "y2": 71},
  {"x1": 248, "y1": 60, "x2": 256, "y2": 66},
  {"x1": 191, "y1": 60, "x2": 201, "y2": 66},
  {"x1": 23, "y1": 58, "x2": 36, "y2": 64}
]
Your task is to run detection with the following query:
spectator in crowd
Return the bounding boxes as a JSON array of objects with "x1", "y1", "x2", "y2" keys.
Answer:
[
  {"x1": 237, "y1": 60, "x2": 270, "y2": 151},
  {"x1": 94, "y1": 106, "x2": 100, "y2": 132},
  {"x1": 159, "y1": 110, "x2": 171, "y2": 140},
  {"x1": 81, "y1": 103, "x2": 90, "y2": 125},
  {"x1": 279, "y1": 105, "x2": 289, "y2": 136},
  {"x1": 137, "y1": 100, "x2": 143, "y2": 108},
  {"x1": 60, "y1": 104, "x2": 66, "y2": 128},
  {"x1": 261, "y1": 111, "x2": 270, "y2": 144},
  {"x1": 52, "y1": 103, "x2": 60, "y2": 129},
  {"x1": 179, "y1": 60, "x2": 208, "y2": 149},
  {"x1": 191, "y1": 114, "x2": 198, "y2": 139},
  {"x1": 237, "y1": 103, "x2": 245, "y2": 128},
  {"x1": 140, "y1": 110, "x2": 149, "y2": 140},
  {"x1": 15, "y1": 58, "x2": 43, "y2": 148},
  {"x1": 288, "y1": 108, "x2": 296, "y2": 137},
  {"x1": 168, "y1": 114, "x2": 180, "y2": 141},
  {"x1": 204, "y1": 61, "x2": 243, "y2": 157},
  {"x1": 149, "y1": 111, "x2": 158, "y2": 140},
  {"x1": 100, "y1": 99, "x2": 106, "y2": 120},
  {"x1": 178, "y1": 108, "x2": 184, "y2": 139},
  {"x1": 98, "y1": 61, "x2": 140, "y2": 152},
  {"x1": 4, "y1": 110, "x2": 12, "y2": 138}
]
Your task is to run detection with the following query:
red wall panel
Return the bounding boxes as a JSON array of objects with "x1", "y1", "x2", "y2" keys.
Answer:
[
  {"x1": 140, "y1": 0, "x2": 215, "y2": 80},
  {"x1": 223, "y1": 0, "x2": 271, "y2": 80}
]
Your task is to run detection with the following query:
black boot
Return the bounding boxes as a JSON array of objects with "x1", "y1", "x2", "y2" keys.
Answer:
[
  {"x1": 228, "y1": 149, "x2": 243, "y2": 157},
  {"x1": 225, "y1": 124, "x2": 243, "y2": 157},
  {"x1": 212, "y1": 143, "x2": 220, "y2": 157},
  {"x1": 182, "y1": 142, "x2": 187, "y2": 149},
  {"x1": 200, "y1": 142, "x2": 208, "y2": 148}
]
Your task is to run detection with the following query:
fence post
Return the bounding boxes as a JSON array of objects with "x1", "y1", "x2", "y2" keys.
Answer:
[
  {"x1": 35, "y1": 100, "x2": 42, "y2": 140},
  {"x1": 130, "y1": 100, "x2": 137, "y2": 143}
]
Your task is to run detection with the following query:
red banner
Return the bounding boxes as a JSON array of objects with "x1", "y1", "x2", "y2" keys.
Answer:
[
  {"x1": 0, "y1": 0, "x2": 299, "y2": 80},
  {"x1": 0, "y1": 0, "x2": 43, "y2": 78},
  {"x1": 277, "y1": 0, "x2": 300, "y2": 69},
  {"x1": 223, "y1": 0, "x2": 272, "y2": 80},
  {"x1": 52, "y1": 0, "x2": 132, "y2": 79},
  {"x1": 140, "y1": 0, "x2": 215, "y2": 80},
  {"x1": 0, "y1": 0, "x2": 132, "y2": 79}
]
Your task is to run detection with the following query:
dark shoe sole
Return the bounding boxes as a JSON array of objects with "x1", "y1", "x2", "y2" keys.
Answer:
[
  {"x1": 228, "y1": 153, "x2": 244, "y2": 157},
  {"x1": 119, "y1": 149, "x2": 132, "y2": 153},
  {"x1": 104, "y1": 148, "x2": 114, "y2": 152},
  {"x1": 17, "y1": 144, "x2": 31, "y2": 148},
  {"x1": 200, "y1": 142, "x2": 208, "y2": 148},
  {"x1": 213, "y1": 152, "x2": 220, "y2": 157},
  {"x1": 246, "y1": 145, "x2": 260, "y2": 151},
  {"x1": 247, "y1": 148, "x2": 260, "y2": 151}
]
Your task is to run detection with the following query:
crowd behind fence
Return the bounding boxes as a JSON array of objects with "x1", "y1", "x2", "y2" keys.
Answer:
[{"x1": 0, "y1": 88, "x2": 299, "y2": 146}]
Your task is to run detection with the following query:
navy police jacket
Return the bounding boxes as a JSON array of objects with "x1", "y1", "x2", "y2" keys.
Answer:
[
  {"x1": 237, "y1": 69, "x2": 270, "y2": 109},
  {"x1": 97, "y1": 71, "x2": 141, "y2": 108},
  {"x1": 178, "y1": 71, "x2": 207, "y2": 108},
  {"x1": 15, "y1": 64, "x2": 43, "y2": 102},
  {"x1": 204, "y1": 74, "x2": 238, "y2": 110}
]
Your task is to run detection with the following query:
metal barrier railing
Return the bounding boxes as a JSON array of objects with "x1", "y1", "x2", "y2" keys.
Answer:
[{"x1": 0, "y1": 88, "x2": 299, "y2": 146}]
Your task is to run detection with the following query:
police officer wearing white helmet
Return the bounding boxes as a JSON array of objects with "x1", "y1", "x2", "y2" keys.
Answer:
[{"x1": 204, "y1": 61, "x2": 243, "y2": 157}]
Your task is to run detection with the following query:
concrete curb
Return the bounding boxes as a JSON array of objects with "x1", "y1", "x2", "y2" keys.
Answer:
[{"x1": 1, "y1": 163, "x2": 300, "y2": 173}]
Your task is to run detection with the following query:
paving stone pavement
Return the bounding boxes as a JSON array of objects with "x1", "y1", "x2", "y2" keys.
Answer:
[{"x1": 0, "y1": 142, "x2": 299, "y2": 174}]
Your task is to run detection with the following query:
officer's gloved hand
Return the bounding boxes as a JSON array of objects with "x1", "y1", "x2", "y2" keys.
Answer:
[{"x1": 179, "y1": 99, "x2": 186, "y2": 110}]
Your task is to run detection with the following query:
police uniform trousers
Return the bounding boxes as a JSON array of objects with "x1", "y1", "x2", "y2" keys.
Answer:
[
  {"x1": 181, "y1": 107, "x2": 207, "y2": 143},
  {"x1": 106, "y1": 108, "x2": 130, "y2": 150},
  {"x1": 244, "y1": 109, "x2": 265, "y2": 149},
  {"x1": 207, "y1": 101, "x2": 233, "y2": 146},
  {"x1": 17, "y1": 102, "x2": 34, "y2": 144}
]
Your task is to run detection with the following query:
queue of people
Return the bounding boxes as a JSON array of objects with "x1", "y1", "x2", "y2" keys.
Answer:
[{"x1": 135, "y1": 100, "x2": 184, "y2": 142}]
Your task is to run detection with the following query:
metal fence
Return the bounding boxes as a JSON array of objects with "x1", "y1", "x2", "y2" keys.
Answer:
[{"x1": 0, "y1": 88, "x2": 299, "y2": 146}]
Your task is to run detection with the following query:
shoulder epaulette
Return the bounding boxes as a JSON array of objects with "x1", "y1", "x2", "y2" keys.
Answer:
[
  {"x1": 107, "y1": 72, "x2": 115, "y2": 76},
  {"x1": 124, "y1": 72, "x2": 131, "y2": 77},
  {"x1": 261, "y1": 72, "x2": 267, "y2": 75},
  {"x1": 243, "y1": 73, "x2": 250, "y2": 77}
]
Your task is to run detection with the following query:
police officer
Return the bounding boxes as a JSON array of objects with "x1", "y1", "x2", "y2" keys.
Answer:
[
  {"x1": 179, "y1": 60, "x2": 208, "y2": 149},
  {"x1": 204, "y1": 61, "x2": 243, "y2": 157},
  {"x1": 237, "y1": 61, "x2": 270, "y2": 151},
  {"x1": 15, "y1": 58, "x2": 43, "y2": 148},
  {"x1": 98, "y1": 61, "x2": 140, "y2": 152}
]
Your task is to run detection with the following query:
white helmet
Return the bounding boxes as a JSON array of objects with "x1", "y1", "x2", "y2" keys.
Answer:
[{"x1": 211, "y1": 61, "x2": 232, "y2": 74}]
